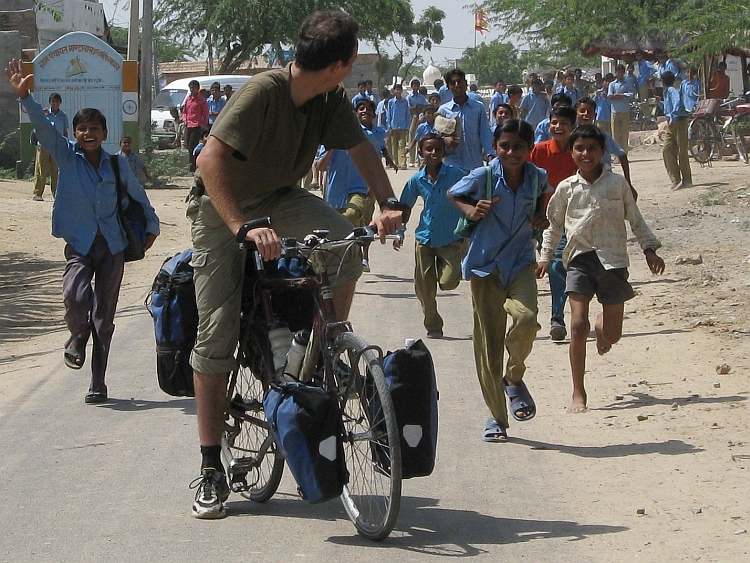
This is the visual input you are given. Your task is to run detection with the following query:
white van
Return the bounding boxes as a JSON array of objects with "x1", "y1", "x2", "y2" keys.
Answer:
[{"x1": 150, "y1": 74, "x2": 251, "y2": 147}]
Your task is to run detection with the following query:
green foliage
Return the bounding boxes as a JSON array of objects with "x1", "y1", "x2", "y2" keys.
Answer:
[
  {"x1": 142, "y1": 135, "x2": 192, "y2": 188},
  {"x1": 668, "y1": 1, "x2": 750, "y2": 57},
  {"x1": 108, "y1": 25, "x2": 191, "y2": 63},
  {"x1": 697, "y1": 186, "x2": 727, "y2": 206},
  {"x1": 460, "y1": 41, "x2": 521, "y2": 85},
  {"x1": 35, "y1": 1, "x2": 62, "y2": 22}
]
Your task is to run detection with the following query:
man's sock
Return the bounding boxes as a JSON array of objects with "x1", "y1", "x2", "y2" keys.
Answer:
[{"x1": 200, "y1": 445, "x2": 224, "y2": 473}]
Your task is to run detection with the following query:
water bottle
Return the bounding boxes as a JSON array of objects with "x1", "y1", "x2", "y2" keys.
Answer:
[
  {"x1": 283, "y1": 330, "x2": 310, "y2": 380},
  {"x1": 405, "y1": 338, "x2": 416, "y2": 348},
  {"x1": 267, "y1": 323, "x2": 291, "y2": 375}
]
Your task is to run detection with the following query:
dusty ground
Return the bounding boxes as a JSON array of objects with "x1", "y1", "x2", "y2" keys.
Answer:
[{"x1": 1, "y1": 144, "x2": 750, "y2": 561}]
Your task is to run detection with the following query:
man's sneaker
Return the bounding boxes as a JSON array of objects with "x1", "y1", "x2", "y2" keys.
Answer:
[
  {"x1": 549, "y1": 324, "x2": 567, "y2": 341},
  {"x1": 190, "y1": 468, "x2": 230, "y2": 519},
  {"x1": 33, "y1": 195, "x2": 44, "y2": 201},
  {"x1": 362, "y1": 259, "x2": 370, "y2": 272}
]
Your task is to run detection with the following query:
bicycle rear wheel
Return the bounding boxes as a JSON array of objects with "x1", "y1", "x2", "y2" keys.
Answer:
[
  {"x1": 688, "y1": 117, "x2": 717, "y2": 164},
  {"x1": 332, "y1": 332, "x2": 401, "y2": 541},
  {"x1": 733, "y1": 113, "x2": 750, "y2": 164},
  {"x1": 222, "y1": 327, "x2": 284, "y2": 503}
]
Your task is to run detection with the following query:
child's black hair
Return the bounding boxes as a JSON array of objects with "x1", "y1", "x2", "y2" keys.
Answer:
[
  {"x1": 493, "y1": 118, "x2": 534, "y2": 147},
  {"x1": 493, "y1": 103, "x2": 515, "y2": 119},
  {"x1": 550, "y1": 92, "x2": 572, "y2": 107},
  {"x1": 120, "y1": 134, "x2": 132, "y2": 143},
  {"x1": 354, "y1": 98, "x2": 376, "y2": 112},
  {"x1": 661, "y1": 71, "x2": 676, "y2": 87},
  {"x1": 568, "y1": 124, "x2": 606, "y2": 151},
  {"x1": 49, "y1": 92, "x2": 62, "y2": 103},
  {"x1": 575, "y1": 96, "x2": 597, "y2": 111},
  {"x1": 200, "y1": 123, "x2": 212, "y2": 137},
  {"x1": 72, "y1": 108, "x2": 107, "y2": 131},
  {"x1": 507, "y1": 84, "x2": 523, "y2": 97},
  {"x1": 417, "y1": 132, "x2": 445, "y2": 152},
  {"x1": 550, "y1": 105, "x2": 578, "y2": 125}
]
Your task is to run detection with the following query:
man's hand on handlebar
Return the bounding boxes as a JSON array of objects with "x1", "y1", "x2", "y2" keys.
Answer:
[
  {"x1": 235, "y1": 217, "x2": 281, "y2": 261},
  {"x1": 371, "y1": 209, "x2": 404, "y2": 244}
]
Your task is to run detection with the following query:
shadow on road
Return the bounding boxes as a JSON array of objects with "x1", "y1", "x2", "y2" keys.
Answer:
[
  {"x1": 227, "y1": 496, "x2": 627, "y2": 554},
  {"x1": 597, "y1": 391, "x2": 747, "y2": 411},
  {"x1": 93, "y1": 396, "x2": 196, "y2": 415},
  {"x1": 0, "y1": 252, "x2": 66, "y2": 343},
  {"x1": 511, "y1": 437, "x2": 703, "y2": 458}
]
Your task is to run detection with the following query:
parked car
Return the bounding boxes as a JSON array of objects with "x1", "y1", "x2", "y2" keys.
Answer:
[{"x1": 151, "y1": 75, "x2": 251, "y2": 147}]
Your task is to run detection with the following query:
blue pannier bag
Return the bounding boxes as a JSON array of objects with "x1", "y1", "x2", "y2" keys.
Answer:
[
  {"x1": 380, "y1": 339, "x2": 439, "y2": 478},
  {"x1": 263, "y1": 382, "x2": 348, "y2": 503},
  {"x1": 146, "y1": 249, "x2": 198, "y2": 397}
]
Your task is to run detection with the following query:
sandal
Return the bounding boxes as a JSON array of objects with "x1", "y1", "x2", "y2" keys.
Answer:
[
  {"x1": 504, "y1": 377, "x2": 536, "y2": 422},
  {"x1": 482, "y1": 418, "x2": 508, "y2": 442},
  {"x1": 64, "y1": 333, "x2": 89, "y2": 370}
]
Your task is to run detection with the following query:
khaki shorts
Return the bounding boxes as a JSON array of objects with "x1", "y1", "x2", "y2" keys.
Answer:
[
  {"x1": 340, "y1": 191, "x2": 375, "y2": 228},
  {"x1": 187, "y1": 186, "x2": 363, "y2": 375}
]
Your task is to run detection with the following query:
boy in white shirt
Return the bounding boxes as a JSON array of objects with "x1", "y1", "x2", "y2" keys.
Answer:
[{"x1": 537, "y1": 125, "x2": 665, "y2": 414}]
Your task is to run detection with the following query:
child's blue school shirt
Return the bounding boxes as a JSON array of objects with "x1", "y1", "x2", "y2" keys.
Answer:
[
  {"x1": 21, "y1": 95, "x2": 160, "y2": 256},
  {"x1": 534, "y1": 118, "x2": 551, "y2": 143},
  {"x1": 663, "y1": 86, "x2": 690, "y2": 124},
  {"x1": 488, "y1": 91, "x2": 510, "y2": 126},
  {"x1": 438, "y1": 84, "x2": 453, "y2": 105},
  {"x1": 407, "y1": 92, "x2": 429, "y2": 112},
  {"x1": 608, "y1": 79, "x2": 634, "y2": 113},
  {"x1": 398, "y1": 163, "x2": 467, "y2": 248},
  {"x1": 207, "y1": 95, "x2": 226, "y2": 124},
  {"x1": 680, "y1": 79, "x2": 702, "y2": 112},
  {"x1": 413, "y1": 121, "x2": 436, "y2": 142},
  {"x1": 636, "y1": 60, "x2": 656, "y2": 87},
  {"x1": 520, "y1": 91, "x2": 550, "y2": 127},
  {"x1": 437, "y1": 98, "x2": 495, "y2": 170},
  {"x1": 351, "y1": 92, "x2": 370, "y2": 108},
  {"x1": 555, "y1": 85, "x2": 581, "y2": 106},
  {"x1": 595, "y1": 90, "x2": 612, "y2": 121},
  {"x1": 387, "y1": 97, "x2": 411, "y2": 130},
  {"x1": 325, "y1": 124, "x2": 388, "y2": 209},
  {"x1": 448, "y1": 160, "x2": 551, "y2": 284}
]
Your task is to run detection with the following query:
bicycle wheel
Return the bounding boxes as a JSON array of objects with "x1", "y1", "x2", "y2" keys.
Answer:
[
  {"x1": 332, "y1": 332, "x2": 401, "y2": 541},
  {"x1": 688, "y1": 117, "x2": 717, "y2": 164},
  {"x1": 222, "y1": 326, "x2": 284, "y2": 503},
  {"x1": 733, "y1": 113, "x2": 750, "y2": 164},
  {"x1": 640, "y1": 117, "x2": 658, "y2": 131}
]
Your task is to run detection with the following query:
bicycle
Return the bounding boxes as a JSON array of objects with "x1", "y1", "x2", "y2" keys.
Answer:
[
  {"x1": 629, "y1": 98, "x2": 658, "y2": 131},
  {"x1": 688, "y1": 95, "x2": 750, "y2": 165},
  {"x1": 220, "y1": 217, "x2": 402, "y2": 541}
]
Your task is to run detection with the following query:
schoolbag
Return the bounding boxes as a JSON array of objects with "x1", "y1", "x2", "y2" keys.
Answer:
[
  {"x1": 146, "y1": 249, "x2": 198, "y2": 397},
  {"x1": 263, "y1": 382, "x2": 348, "y2": 503},
  {"x1": 380, "y1": 340, "x2": 439, "y2": 479}
]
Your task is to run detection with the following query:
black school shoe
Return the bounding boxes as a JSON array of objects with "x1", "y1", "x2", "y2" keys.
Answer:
[{"x1": 85, "y1": 383, "x2": 108, "y2": 404}]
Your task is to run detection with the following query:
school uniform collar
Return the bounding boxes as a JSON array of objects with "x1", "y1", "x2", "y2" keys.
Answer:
[
  {"x1": 417, "y1": 162, "x2": 448, "y2": 183},
  {"x1": 573, "y1": 167, "x2": 608, "y2": 186}
]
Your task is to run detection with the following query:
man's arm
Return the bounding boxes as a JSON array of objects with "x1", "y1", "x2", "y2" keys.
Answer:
[{"x1": 196, "y1": 135, "x2": 281, "y2": 260}]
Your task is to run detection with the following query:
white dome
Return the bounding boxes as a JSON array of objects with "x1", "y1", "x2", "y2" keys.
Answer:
[{"x1": 423, "y1": 61, "x2": 442, "y2": 85}]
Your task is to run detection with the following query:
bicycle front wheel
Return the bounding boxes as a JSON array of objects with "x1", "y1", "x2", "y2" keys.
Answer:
[
  {"x1": 222, "y1": 327, "x2": 284, "y2": 503},
  {"x1": 332, "y1": 332, "x2": 401, "y2": 541},
  {"x1": 733, "y1": 113, "x2": 750, "y2": 164},
  {"x1": 688, "y1": 117, "x2": 716, "y2": 164}
]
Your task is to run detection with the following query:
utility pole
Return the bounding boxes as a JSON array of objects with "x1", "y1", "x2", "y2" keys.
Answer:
[
  {"x1": 139, "y1": 0, "x2": 153, "y2": 150},
  {"x1": 127, "y1": 0, "x2": 139, "y2": 61}
]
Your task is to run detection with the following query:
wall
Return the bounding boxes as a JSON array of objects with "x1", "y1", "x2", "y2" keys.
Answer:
[{"x1": 0, "y1": 31, "x2": 22, "y2": 169}]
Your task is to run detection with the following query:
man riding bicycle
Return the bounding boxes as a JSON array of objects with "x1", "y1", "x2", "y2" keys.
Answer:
[{"x1": 187, "y1": 11, "x2": 404, "y2": 519}]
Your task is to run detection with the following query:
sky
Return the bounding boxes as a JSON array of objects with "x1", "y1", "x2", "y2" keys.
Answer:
[{"x1": 98, "y1": 0, "x2": 508, "y2": 67}]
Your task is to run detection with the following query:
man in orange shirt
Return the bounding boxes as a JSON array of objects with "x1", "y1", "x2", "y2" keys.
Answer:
[
  {"x1": 709, "y1": 61, "x2": 730, "y2": 99},
  {"x1": 528, "y1": 105, "x2": 579, "y2": 341}
]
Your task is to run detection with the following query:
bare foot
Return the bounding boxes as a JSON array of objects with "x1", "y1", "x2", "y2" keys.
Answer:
[
  {"x1": 595, "y1": 313, "x2": 612, "y2": 355},
  {"x1": 567, "y1": 390, "x2": 588, "y2": 413}
]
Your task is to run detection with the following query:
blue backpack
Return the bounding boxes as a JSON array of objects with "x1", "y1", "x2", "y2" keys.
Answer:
[
  {"x1": 146, "y1": 249, "x2": 198, "y2": 397},
  {"x1": 263, "y1": 382, "x2": 348, "y2": 503}
]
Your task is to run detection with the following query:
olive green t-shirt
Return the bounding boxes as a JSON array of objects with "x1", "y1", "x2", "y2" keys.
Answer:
[{"x1": 198, "y1": 64, "x2": 366, "y2": 204}]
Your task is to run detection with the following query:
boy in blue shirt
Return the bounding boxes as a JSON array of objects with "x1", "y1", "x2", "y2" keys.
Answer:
[
  {"x1": 661, "y1": 71, "x2": 693, "y2": 189},
  {"x1": 594, "y1": 73, "x2": 613, "y2": 135},
  {"x1": 206, "y1": 82, "x2": 226, "y2": 125},
  {"x1": 680, "y1": 67, "x2": 702, "y2": 113},
  {"x1": 6, "y1": 59, "x2": 160, "y2": 403},
  {"x1": 520, "y1": 78, "x2": 551, "y2": 128},
  {"x1": 387, "y1": 83, "x2": 410, "y2": 169},
  {"x1": 32, "y1": 92, "x2": 68, "y2": 201},
  {"x1": 405, "y1": 105, "x2": 437, "y2": 163},
  {"x1": 607, "y1": 64, "x2": 635, "y2": 155},
  {"x1": 555, "y1": 72, "x2": 581, "y2": 107},
  {"x1": 395, "y1": 134, "x2": 467, "y2": 338},
  {"x1": 407, "y1": 79, "x2": 429, "y2": 167},
  {"x1": 489, "y1": 78, "x2": 509, "y2": 127},
  {"x1": 118, "y1": 135, "x2": 153, "y2": 185},
  {"x1": 635, "y1": 50, "x2": 656, "y2": 101}
]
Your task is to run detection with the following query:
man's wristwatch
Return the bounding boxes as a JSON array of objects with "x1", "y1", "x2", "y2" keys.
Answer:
[{"x1": 379, "y1": 197, "x2": 411, "y2": 223}]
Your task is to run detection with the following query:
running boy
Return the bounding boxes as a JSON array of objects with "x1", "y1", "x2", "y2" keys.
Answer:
[
  {"x1": 405, "y1": 105, "x2": 437, "y2": 160},
  {"x1": 448, "y1": 119, "x2": 551, "y2": 442},
  {"x1": 6, "y1": 59, "x2": 160, "y2": 403},
  {"x1": 537, "y1": 125, "x2": 664, "y2": 413},
  {"x1": 395, "y1": 133, "x2": 467, "y2": 338}
]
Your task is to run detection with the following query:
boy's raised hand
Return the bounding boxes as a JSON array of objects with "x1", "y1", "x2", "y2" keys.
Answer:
[
  {"x1": 645, "y1": 249, "x2": 665, "y2": 275},
  {"x1": 5, "y1": 59, "x2": 32, "y2": 99},
  {"x1": 469, "y1": 196, "x2": 500, "y2": 221}
]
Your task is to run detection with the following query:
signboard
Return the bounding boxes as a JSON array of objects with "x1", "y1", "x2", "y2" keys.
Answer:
[{"x1": 21, "y1": 32, "x2": 138, "y2": 156}]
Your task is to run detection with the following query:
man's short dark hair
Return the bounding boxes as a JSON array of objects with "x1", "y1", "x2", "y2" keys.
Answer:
[
  {"x1": 210, "y1": 82, "x2": 221, "y2": 90},
  {"x1": 188, "y1": 80, "x2": 200, "y2": 89},
  {"x1": 433, "y1": 78, "x2": 444, "y2": 89},
  {"x1": 569, "y1": 124, "x2": 606, "y2": 151},
  {"x1": 507, "y1": 85, "x2": 523, "y2": 96},
  {"x1": 295, "y1": 11, "x2": 359, "y2": 71},
  {"x1": 72, "y1": 108, "x2": 107, "y2": 131},
  {"x1": 444, "y1": 69, "x2": 466, "y2": 84},
  {"x1": 357, "y1": 80, "x2": 366, "y2": 87},
  {"x1": 615, "y1": 63, "x2": 626, "y2": 73}
]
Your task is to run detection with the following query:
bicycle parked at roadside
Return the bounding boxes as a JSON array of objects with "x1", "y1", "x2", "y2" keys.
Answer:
[
  {"x1": 688, "y1": 95, "x2": 750, "y2": 165},
  {"x1": 629, "y1": 98, "x2": 659, "y2": 131},
  {"x1": 220, "y1": 218, "x2": 402, "y2": 541}
]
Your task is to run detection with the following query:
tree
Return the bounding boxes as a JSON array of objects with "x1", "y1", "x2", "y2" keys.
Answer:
[
  {"x1": 108, "y1": 25, "x2": 191, "y2": 62},
  {"x1": 668, "y1": 0, "x2": 750, "y2": 57},
  {"x1": 366, "y1": 5, "x2": 446, "y2": 83},
  {"x1": 460, "y1": 40, "x2": 521, "y2": 85}
]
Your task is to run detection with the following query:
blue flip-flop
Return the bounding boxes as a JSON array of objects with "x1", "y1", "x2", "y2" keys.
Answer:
[
  {"x1": 504, "y1": 378, "x2": 537, "y2": 422},
  {"x1": 482, "y1": 418, "x2": 507, "y2": 442}
]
